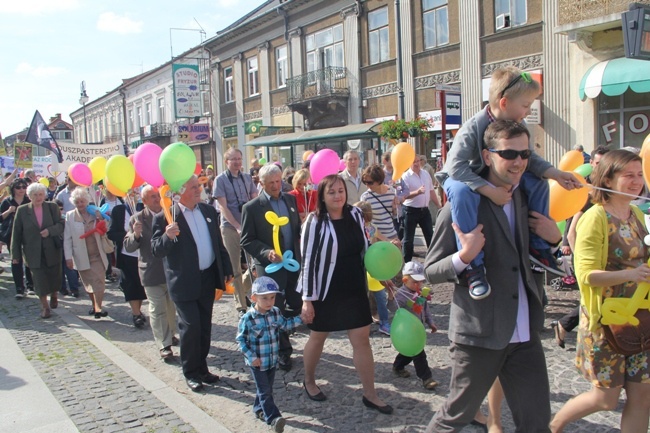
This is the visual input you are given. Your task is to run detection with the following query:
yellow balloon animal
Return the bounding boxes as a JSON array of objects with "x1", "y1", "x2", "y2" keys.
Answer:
[
  {"x1": 601, "y1": 279, "x2": 650, "y2": 326},
  {"x1": 265, "y1": 211, "x2": 289, "y2": 256}
]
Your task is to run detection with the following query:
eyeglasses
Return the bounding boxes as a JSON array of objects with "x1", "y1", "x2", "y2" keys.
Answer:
[
  {"x1": 13, "y1": 185, "x2": 26, "y2": 190},
  {"x1": 362, "y1": 180, "x2": 375, "y2": 185},
  {"x1": 499, "y1": 72, "x2": 532, "y2": 99},
  {"x1": 488, "y1": 148, "x2": 532, "y2": 160}
]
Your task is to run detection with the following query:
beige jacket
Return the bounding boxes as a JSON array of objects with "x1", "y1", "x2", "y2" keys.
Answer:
[{"x1": 63, "y1": 209, "x2": 109, "y2": 271}]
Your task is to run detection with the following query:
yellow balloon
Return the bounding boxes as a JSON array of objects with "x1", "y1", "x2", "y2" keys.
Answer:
[
  {"x1": 265, "y1": 211, "x2": 288, "y2": 256},
  {"x1": 88, "y1": 157, "x2": 107, "y2": 185},
  {"x1": 367, "y1": 272, "x2": 384, "y2": 291},
  {"x1": 38, "y1": 177, "x2": 49, "y2": 188},
  {"x1": 640, "y1": 133, "x2": 650, "y2": 160},
  {"x1": 601, "y1": 265, "x2": 650, "y2": 326},
  {"x1": 558, "y1": 150, "x2": 584, "y2": 171},
  {"x1": 105, "y1": 155, "x2": 135, "y2": 193},
  {"x1": 391, "y1": 142, "x2": 416, "y2": 181}
]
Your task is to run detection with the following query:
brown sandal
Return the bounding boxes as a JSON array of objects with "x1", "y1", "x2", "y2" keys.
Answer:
[{"x1": 50, "y1": 296, "x2": 58, "y2": 309}]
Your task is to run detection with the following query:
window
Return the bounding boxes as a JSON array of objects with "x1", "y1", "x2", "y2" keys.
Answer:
[
  {"x1": 306, "y1": 24, "x2": 344, "y2": 74},
  {"x1": 276, "y1": 46, "x2": 288, "y2": 88},
  {"x1": 495, "y1": 0, "x2": 527, "y2": 29},
  {"x1": 128, "y1": 110, "x2": 134, "y2": 133},
  {"x1": 157, "y1": 97, "x2": 165, "y2": 122},
  {"x1": 224, "y1": 67, "x2": 234, "y2": 103},
  {"x1": 598, "y1": 92, "x2": 650, "y2": 148},
  {"x1": 369, "y1": 7, "x2": 389, "y2": 64},
  {"x1": 145, "y1": 102, "x2": 151, "y2": 125},
  {"x1": 136, "y1": 106, "x2": 142, "y2": 130},
  {"x1": 423, "y1": 0, "x2": 449, "y2": 48},
  {"x1": 64, "y1": 131, "x2": 72, "y2": 140},
  {"x1": 248, "y1": 57, "x2": 259, "y2": 96}
]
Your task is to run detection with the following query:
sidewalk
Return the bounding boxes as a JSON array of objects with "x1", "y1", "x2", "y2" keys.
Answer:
[{"x1": 0, "y1": 246, "x2": 624, "y2": 433}]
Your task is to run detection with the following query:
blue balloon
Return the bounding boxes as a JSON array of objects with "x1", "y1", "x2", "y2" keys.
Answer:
[
  {"x1": 264, "y1": 250, "x2": 300, "y2": 274},
  {"x1": 87, "y1": 204, "x2": 111, "y2": 221}
]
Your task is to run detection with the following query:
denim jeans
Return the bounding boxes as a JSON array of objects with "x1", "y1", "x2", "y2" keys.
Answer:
[
  {"x1": 373, "y1": 289, "x2": 389, "y2": 326},
  {"x1": 249, "y1": 366, "x2": 281, "y2": 423},
  {"x1": 61, "y1": 256, "x2": 80, "y2": 293}
]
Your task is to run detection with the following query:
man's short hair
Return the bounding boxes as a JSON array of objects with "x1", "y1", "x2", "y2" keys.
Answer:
[
  {"x1": 141, "y1": 184, "x2": 157, "y2": 200},
  {"x1": 343, "y1": 150, "x2": 359, "y2": 161},
  {"x1": 488, "y1": 66, "x2": 540, "y2": 107},
  {"x1": 381, "y1": 151, "x2": 391, "y2": 163},
  {"x1": 483, "y1": 120, "x2": 531, "y2": 150},
  {"x1": 573, "y1": 144, "x2": 584, "y2": 151},
  {"x1": 224, "y1": 147, "x2": 242, "y2": 161},
  {"x1": 259, "y1": 163, "x2": 281, "y2": 183},
  {"x1": 591, "y1": 145, "x2": 610, "y2": 160}
]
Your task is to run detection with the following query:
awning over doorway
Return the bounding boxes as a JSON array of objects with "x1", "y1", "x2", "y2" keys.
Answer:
[
  {"x1": 245, "y1": 122, "x2": 381, "y2": 147},
  {"x1": 579, "y1": 57, "x2": 650, "y2": 101}
]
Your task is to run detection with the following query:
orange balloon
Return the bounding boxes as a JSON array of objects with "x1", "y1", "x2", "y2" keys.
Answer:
[
  {"x1": 391, "y1": 142, "x2": 416, "y2": 181},
  {"x1": 303, "y1": 150, "x2": 314, "y2": 161},
  {"x1": 214, "y1": 289, "x2": 223, "y2": 301},
  {"x1": 642, "y1": 149, "x2": 650, "y2": 188},
  {"x1": 194, "y1": 163, "x2": 202, "y2": 175},
  {"x1": 159, "y1": 184, "x2": 174, "y2": 225},
  {"x1": 640, "y1": 133, "x2": 650, "y2": 160},
  {"x1": 104, "y1": 177, "x2": 127, "y2": 197},
  {"x1": 549, "y1": 173, "x2": 589, "y2": 221},
  {"x1": 558, "y1": 150, "x2": 584, "y2": 171},
  {"x1": 225, "y1": 279, "x2": 235, "y2": 294}
]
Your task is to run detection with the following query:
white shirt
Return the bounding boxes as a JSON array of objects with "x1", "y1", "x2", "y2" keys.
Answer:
[
  {"x1": 178, "y1": 203, "x2": 215, "y2": 271},
  {"x1": 401, "y1": 168, "x2": 434, "y2": 208}
]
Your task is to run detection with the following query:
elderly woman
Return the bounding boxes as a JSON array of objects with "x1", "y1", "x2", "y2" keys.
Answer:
[
  {"x1": 63, "y1": 188, "x2": 110, "y2": 318},
  {"x1": 11, "y1": 183, "x2": 64, "y2": 318},
  {"x1": 0, "y1": 178, "x2": 34, "y2": 297},
  {"x1": 298, "y1": 174, "x2": 392, "y2": 414},
  {"x1": 288, "y1": 169, "x2": 317, "y2": 223},
  {"x1": 550, "y1": 149, "x2": 650, "y2": 432}
]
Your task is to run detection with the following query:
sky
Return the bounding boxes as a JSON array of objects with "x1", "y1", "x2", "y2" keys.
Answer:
[{"x1": 0, "y1": 0, "x2": 267, "y2": 136}]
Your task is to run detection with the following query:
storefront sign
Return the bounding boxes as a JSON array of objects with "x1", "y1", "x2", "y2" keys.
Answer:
[
  {"x1": 599, "y1": 109, "x2": 650, "y2": 148},
  {"x1": 223, "y1": 125, "x2": 238, "y2": 138},
  {"x1": 172, "y1": 64, "x2": 201, "y2": 119},
  {"x1": 178, "y1": 123, "x2": 210, "y2": 143},
  {"x1": 419, "y1": 110, "x2": 459, "y2": 131},
  {"x1": 245, "y1": 120, "x2": 263, "y2": 135}
]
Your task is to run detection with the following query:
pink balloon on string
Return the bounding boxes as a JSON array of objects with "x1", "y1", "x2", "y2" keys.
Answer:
[
  {"x1": 310, "y1": 149, "x2": 340, "y2": 183},
  {"x1": 133, "y1": 142, "x2": 165, "y2": 187},
  {"x1": 339, "y1": 159, "x2": 346, "y2": 172}
]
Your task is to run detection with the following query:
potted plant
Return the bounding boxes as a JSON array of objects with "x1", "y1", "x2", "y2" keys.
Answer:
[
  {"x1": 379, "y1": 117, "x2": 432, "y2": 142},
  {"x1": 408, "y1": 116, "x2": 432, "y2": 140}
]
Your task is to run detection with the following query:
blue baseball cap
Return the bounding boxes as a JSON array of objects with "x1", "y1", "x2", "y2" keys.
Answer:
[{"x1": 252, "y1": 276, "x2": 282, "y2": 295}]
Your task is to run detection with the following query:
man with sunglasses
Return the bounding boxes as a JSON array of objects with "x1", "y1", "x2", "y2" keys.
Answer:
[
  {"x1": 435, "y1": 66, "x2": 581, "y2": 301},
  {"x1": 424, "y1": 120, "x2": 560, "y2": 433}
]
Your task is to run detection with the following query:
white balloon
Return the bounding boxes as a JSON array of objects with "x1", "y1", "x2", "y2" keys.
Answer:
[{"x1": 644, "y1": 234, "x2": 650, "y2": 246}]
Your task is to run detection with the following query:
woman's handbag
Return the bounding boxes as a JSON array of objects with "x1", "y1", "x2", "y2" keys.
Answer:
[
  {"x1": 602, "y1": 309, "x2": 650, "y2": 356},
  {"x1": 100, "y1": 235, "x2": 115, "y2": 254}
]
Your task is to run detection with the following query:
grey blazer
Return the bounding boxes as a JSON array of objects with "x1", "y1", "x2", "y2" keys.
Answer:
[
  {"x1": 424, "y1": 188, "x2": 545, "y2": 350},
  {"x1": 123, "y1": 207, "x2": 166, "y2": 287}
]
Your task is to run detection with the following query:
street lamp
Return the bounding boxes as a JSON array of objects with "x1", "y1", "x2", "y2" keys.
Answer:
[{"x1": 79, "y1": 81, "x2": 89, "y2": 144}]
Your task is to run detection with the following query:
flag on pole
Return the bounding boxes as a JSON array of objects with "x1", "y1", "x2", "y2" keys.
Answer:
[{"x1": 24, "y1": 110, "x2": 63, "y2": 163}]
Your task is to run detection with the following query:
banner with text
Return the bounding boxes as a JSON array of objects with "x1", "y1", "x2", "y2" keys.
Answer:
[
  {"x1": 56, "y1": 141, "x2": 125, "y2": 171},
  {"x1": 172, "y1": 64, "x2": 201, "y2": 119},
  {"x1": 178, "y1": 123, "x2": 210, "y2": 143}
]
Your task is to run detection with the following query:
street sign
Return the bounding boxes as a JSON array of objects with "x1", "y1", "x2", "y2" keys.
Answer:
[
  {"x1": 445, "y1": 93, "x2": 462, "y2": 125},
  {"x1": 437, "y1": 84, "x2": 461, "y2": 93}
]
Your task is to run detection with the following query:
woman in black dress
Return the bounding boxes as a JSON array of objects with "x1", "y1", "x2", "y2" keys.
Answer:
[{"x1": 297, "y1": 174, "x2": 392, "y2": 414}]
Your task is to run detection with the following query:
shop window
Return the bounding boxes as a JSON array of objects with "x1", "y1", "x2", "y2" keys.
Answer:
[
  {"x1": 224, "y1": 67, "x2": 234, "y2": 103},
  {"x1": 369, "y1": 7, "x2": 389, "y2": 64},
  {"x1": 495, "y1": 0, "x2": 527, "y2": 30},
  {"x1": 276, "y1": 46, "x2": 288, "y2": 88},
  {"x1": 423, "y1": 0, "x2": 449, "y2": 48},
  {"x1": 597, "y1": 91, "x2": 650, "y2": 148}
]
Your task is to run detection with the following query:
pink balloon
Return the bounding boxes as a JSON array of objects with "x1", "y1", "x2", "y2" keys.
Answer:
[
  {"x1": 307, "y1": 152, "x2": 315, "y2": 161},
  {"x1": 68, "y1": 163, "x2": 92, "y2": 187},
  {"x1": 133, "y1": 142, "x2": 165, "y2": 187},
  {"x1": 310, "y1": 149, "x2": 340, "y2": 183},
  {"x1": 339, "y1": 158, "x2": 346, "y2": 172}
]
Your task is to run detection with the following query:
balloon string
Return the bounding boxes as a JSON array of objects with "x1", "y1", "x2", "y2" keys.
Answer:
[{"x1": 583, "y1": 184, "x2": 650, "y2": 202}]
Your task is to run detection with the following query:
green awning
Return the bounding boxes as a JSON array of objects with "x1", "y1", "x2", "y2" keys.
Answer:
[
  {"x1": 579, "y1": 57, "x2": 650, "y2": 101},
  {"x1": 245, "y1": 122, "x2": 381, "y2": 147}
]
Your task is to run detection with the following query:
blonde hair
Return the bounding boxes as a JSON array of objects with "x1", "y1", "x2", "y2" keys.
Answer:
[
  {"x1": 488, "y1": 66, "x2": 540, "y2": 107},
  {"x1": 292, "y1": 169, "x2": 310, "y2": 188},
  {"x1": 353, "y1": 201, "x2": 373, "y2": 223}
]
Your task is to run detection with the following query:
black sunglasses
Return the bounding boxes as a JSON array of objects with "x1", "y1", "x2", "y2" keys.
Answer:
[
  {"x1": 13, "y1": 185, "x2": 26, "y2": 190},
  {"x1": 499, "y1": 72, "x2": 533, "y2": 99},
  {"x1": 362, "y1": 180, "x2": 375, "y2": 185},
  {"x1": 488, "y1": 148, "x2": 532, "y2": 160}
]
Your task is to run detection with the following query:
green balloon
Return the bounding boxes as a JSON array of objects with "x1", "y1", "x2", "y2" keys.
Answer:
[
  {"x1": 391, "y1": 308, "x2": 427, "y2": 357},
  {"x1": 574, "y1": 163, "x2": 592, "y2": 178},
  {"x1": 557, "y1": 219, "x2": 566, "y2": 234},
  {"x1": 259, "y1": 158, "x2": 267, "y2": 164},
  {"x1": 364, "y1": 241, "x2": 403, "y2": 281},
  {"x1": 159, "y1": 142, "x2": 197, "y2": 192}
]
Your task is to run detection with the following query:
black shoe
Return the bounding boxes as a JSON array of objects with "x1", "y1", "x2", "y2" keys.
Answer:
[
  {"x1": 88, "y1": 309, "x2": 96, "y2": 316},
  {"x1": 133, "y1": 314, "x2": 146, "y2": 328},
  {"x1": 551, "y1": 320, "x2": 566, "y2": 349},
  {"x1": 186, "y1": 378, "x2": 204, "y2": 392},
  {"x1": 270, "y1": 416, "x2": 286, "y2": 433},
  {"x1": 303, "y1": 383, "x2": 327, "y2": 401},
  {"x1": 361, "y1": 396, "x2": 393, "y2": 414},
  {"x1": 278, "y1": 355, "x2": 292, "y2": 371},
  {"x1": 462, "y1": 265, "x2": 491, "y2": 300},
  {"x1": 70, "y1": 291, "x2": 79, "y2": 298},
  {"x1": 172, "y1": 336, "x2": 180, "y2": 346},
  {"x1": 94, "y1": 310, "x2": 108, "y2": 319},
  {"x1": 159, "y1": 346, "x2": 173, "y2": 360},
  {"x1": 254, "y1": 410, "x2": 265, "y2": 421},
  {"x1": 15, "y1": 289, "x2": 25, "y2": 299},
  {"x1": 200, "y1": 372, "x2": 220, "y2": 384}
]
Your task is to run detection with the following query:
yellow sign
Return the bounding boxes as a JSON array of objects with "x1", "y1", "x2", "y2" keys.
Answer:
[{"x1": 14, "y1": 142, "x2": 33, "y2": 169}]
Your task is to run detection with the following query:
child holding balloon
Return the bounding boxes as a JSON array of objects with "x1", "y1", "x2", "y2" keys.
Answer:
[
  {"x1": 392, "y1": 261, "x2": 438, "y2": 390},
  {"x1": 436, "y1": 66, "x2": 581, "y2": 300},
  {"x1": 354, "y1": 200, "x2": 393, "y2": 335}
]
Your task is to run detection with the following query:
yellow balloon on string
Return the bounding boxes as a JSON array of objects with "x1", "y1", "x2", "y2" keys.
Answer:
[{"x1": 265, "y1": 211, "x2": 289, "y2": 256}]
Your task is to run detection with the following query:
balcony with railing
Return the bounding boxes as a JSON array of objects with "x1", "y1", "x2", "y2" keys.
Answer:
[
  {"x1": 286, "y1": 67, "x2": 349, "y2": 116},
  {"x1": 140, "y1": 123, "x2": 172, "y2": 140},
  {"x1": 558, "y1": 0, "x2": 630, "y2": 26}
]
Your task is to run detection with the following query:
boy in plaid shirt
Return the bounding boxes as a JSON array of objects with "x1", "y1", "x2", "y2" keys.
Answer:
[{"x1": 236, "y1": 276, "x2": 303, "y2": 432}]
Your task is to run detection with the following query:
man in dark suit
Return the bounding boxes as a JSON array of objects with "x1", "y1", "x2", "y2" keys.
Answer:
[
  {"x1": 240, "y1": 164, "x2": 302, "y2": 371},
  {"x1": 152, "y1": 176, "x2": 233, "y2": 392},
  {"x1": 424, "y1": 121, "x2": 561, "y2": 432}
]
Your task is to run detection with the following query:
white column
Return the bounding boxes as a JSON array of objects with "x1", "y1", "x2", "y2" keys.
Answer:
[
  {"x1": 543, "y1": 0, "x2": 572, "y2": 165},
  {"x1": 233, "y1": 53, "x2": 245, "y2": 146},
  {"x1": 458, "y1": 0, "x2": 482, "y2": 121},
  {"x1": 211, "y1": 62, "x2": 224, "y2": 170},
  {"x1": 289, "y1": 28, "x2": 304, "y2": 130},
  {"x1": 258, "y1": 42, "x2": 272, "y2": 126},
  {"x1": 400, "y1": 0, "x2": 415, "y2": 120},
  {"x1": 342, "y1": 5, "x2": 361, "y2": 124}
]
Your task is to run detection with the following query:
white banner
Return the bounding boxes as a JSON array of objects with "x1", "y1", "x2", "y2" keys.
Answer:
[
  {"x1": 55, "y1": 141, "x2": 125, "y2": 171},
  {"x1": 33, "y1": 155, "x2": 65, "y2": 183}
]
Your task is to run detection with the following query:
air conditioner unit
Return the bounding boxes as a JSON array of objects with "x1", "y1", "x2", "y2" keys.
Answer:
[{"x1": 496, "y1": 13, "x2": 511, "y2": 30}]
